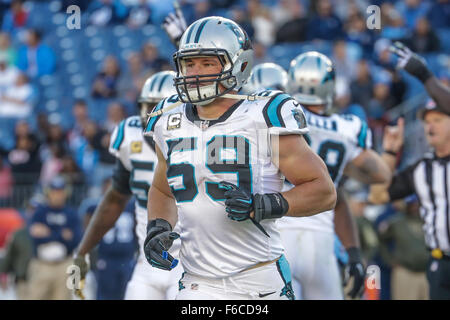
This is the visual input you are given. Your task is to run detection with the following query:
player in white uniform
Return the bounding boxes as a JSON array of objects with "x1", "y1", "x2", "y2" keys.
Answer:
[
  {"x1": 142, "y1": 16, "x2": 336, "y2": 300},
  {"x1": 73, "y1": 71, "x2": 183, "y2": 300},
  {"x1": 276, "y1": 52, "x2": 391, "y2": 299}
]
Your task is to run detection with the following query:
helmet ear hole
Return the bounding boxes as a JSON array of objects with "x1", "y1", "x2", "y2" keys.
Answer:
[{"x1": 240, "y1": 62, "x2": 248, "y2": 72}]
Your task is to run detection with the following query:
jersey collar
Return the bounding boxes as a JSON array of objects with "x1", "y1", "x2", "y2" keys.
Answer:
[{"x1": 185, "y1": 100, "x2": 244, "y2": 129}]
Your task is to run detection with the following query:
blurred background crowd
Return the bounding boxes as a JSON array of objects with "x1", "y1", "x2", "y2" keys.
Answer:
[{"x1": 0, "y1": 0, "x2": 448, "y2": 300}]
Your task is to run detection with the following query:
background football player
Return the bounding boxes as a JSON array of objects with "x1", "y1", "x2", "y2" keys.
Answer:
[
  {"x1": 277, "y1": 51, "x2": 391, "y2": 299},
  {"x1": 73, "y1": 71, "x2": 183, "y2": 300},
  {"x1": 143, "y1": 16, "x2": 336, "y2": 300},
  {"x1": 240, "y1": 62, "x2": 289, "y2": 94}
]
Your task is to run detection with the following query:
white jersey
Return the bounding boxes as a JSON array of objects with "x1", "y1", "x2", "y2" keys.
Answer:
[
  {"x1": 145, "y1": 92, "x2": 308, "y2": 278},
  {"x1": 109, "y1": 115, "x2": 180, "y2": 259},
  {"x1": 277, "y1": 109, "x2": 372, "y2": 233}
]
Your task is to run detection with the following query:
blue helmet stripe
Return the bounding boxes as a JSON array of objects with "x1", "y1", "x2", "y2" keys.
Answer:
[
  {"x1": 158, "y1": 74, "x2": 170, "y2": 92},
  {"x1": 194, "y1": 19, "x2": 209, "y2": 43},
  {"x1": 257, "y1": 68, "x2": 262, "y2": 85},
  {"x1": 185, "y1": 24, "x2": 196, "y2": 43},
  {"x1": 149, "y1": 74, "x2": 159, "y2": 92}
]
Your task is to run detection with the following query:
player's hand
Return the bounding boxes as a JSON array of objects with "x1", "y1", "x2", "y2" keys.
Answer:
[
  {"x1": 219, "y1": 181, "x2": 254, "y2": 221},
  {"x1": 72, "y1": 254, "x2": 89, "y2": 300},
  {"x1": 383, "y1": 117, "x2": 404, "y2": 153},
  {"x1": 144, "y1": 219, "x2": 180, "y2": 271},
  {"x1": 344, "y1": 247, "x2": 366, "y2": 299},
  {"x1": 389, "y1": 41, "x2": 433, "y2": 83},
  {"x1": 162, "y1": 9, "x2": 187, "y2": 47}
]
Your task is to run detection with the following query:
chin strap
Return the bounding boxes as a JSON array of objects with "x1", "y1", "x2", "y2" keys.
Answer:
[{"x1": 147, "y1": 93, "x2": 270, "y2": 118}]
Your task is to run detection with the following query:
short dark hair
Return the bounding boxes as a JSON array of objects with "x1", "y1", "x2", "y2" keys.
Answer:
[
  {"x1": 29, "y1": 28, "x2": 42, "y2": 42},
  {"x1": 74, "y1": 99, "x2": 87, "y2": 107}
]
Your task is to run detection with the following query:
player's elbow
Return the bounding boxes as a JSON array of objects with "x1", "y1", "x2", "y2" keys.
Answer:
[
  {"x1": 322, "y1": 180, "x2": 337, "y2": 212},
  {"x1": 371, "y1": 168, "x2": 392, "y2": 185},
  {"x1": 315, "y1": 174, "x2": 337, "y2": 213}
]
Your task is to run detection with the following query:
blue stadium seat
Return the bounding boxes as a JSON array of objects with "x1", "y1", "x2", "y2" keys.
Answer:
[
  {"x1": 0, "y1": 118, "x2": 17, "y2": 151},
  {"x1": 436, "y1": 28, "x2": 450, "y2": 54}
]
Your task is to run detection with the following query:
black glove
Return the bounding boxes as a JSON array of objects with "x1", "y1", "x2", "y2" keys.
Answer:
[
  {"x1": 144, "y1": 219, "x2": 180, "y2": 271},
  {"x1": 389, "y1": 41, "x2": 433, "y2": 83},
  {"x1": 219, "y1": 181, "x2": 254, "y2": 221},
  {"x1": 344, "y1": 247, "x2": 366, "y2": 299},
  {"x1": 219, "y1": 181, "x2": 289, "y2": 223}
]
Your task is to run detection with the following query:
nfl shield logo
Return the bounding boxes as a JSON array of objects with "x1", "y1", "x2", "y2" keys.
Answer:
[{"x1": 191, "y1": 283, "x2": 199, "y2": 290}]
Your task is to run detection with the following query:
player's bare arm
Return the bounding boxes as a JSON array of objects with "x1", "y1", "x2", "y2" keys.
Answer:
[
  {"x1": 147, "y1": 144, "x2": 178, "y2": 227},
  {"x1": 368, "y1": 118, "x2": 404, "y2": 204},
  {"x1": 333, "y1": 188, "x2": 366, "y2": 299},
  {"x1": 72, "y1": 185, "x2": 130, "y2": 299},
  {"x1": 76, "y1": 187, "x2": 130, "y2": 256},
  {"x1": 334, "y1": 188, "x2": 360, "y2": 249},
  {"x1": 425, "y1": 78, "x2": 450, "y2": 114},
  {"x1": 344, "y1": 148, "x2": 391, "y2": 185},
  {"x1": 276, "y1": 134, "x2": 337, "y2": 216},
  {"x1": 144, "y1": 144, "x2": 179, "y2": 271}
]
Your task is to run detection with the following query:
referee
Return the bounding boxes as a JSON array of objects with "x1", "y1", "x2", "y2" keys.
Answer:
[{"x1": 369, "y1": 100, "x2": 450, "y2": 299}]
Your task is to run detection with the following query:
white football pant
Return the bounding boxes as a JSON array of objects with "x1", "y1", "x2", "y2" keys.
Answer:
[
  {"x1": 280, "y1": 229, "x2": 343, "y2": 300},
  {"x1": 176, "y1": 255, "x2": 294, "y2": 300},
  {"x1": 124, "y1": 257, "x2": 184, "y2": 300}
]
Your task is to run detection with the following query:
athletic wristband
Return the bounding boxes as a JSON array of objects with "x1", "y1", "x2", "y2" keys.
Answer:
[
  {"x1": 147, "y1": 218, "x2": 172, "y2": 234},
  {"x1": 416, "y1": 66, "x2": 433, "y2": 83},
  {"x1": 405, "y1": 57, "x2": 433, "y2": 83},
  {"x1": 346, "y1": 247, "x2": 362, "y2": 264},
  {"x1": 253, "y1": 193, "x2": 289, "y2": 222}
]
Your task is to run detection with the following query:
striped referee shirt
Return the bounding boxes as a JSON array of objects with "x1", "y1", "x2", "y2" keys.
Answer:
[{"x1": 388, "y1": 152, "x2": 450, "y2": 253}]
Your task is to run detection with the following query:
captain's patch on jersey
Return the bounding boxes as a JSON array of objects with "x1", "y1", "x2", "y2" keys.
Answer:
[
  {"x1": 131, "y1": 141, "x2": 142, "y2": 153},
  {"x1": 292, "y1": 109, "x2": 307, "y2": 129},
  {"x1": 167, "y1": 113, "x2": 182, "y2": 130}
]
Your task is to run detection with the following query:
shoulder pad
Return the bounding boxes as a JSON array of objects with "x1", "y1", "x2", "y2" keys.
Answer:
[
  {"x1": 254, "y1": 89, "x2": 284, "y2": 98},
  {"x1": 144, "y1": 96, "x2": 174, "y2": 133}
]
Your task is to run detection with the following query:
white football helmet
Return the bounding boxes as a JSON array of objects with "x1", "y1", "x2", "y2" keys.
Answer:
[
  {"x1": 138, "y1": 70, "x2": 177, "y2": 123},
  {"x1": 173, "y1": 16, "x2": 253, "y2": 105},
  {"x1": 287, "y1": 51, "x2": 336, "y2": 112},
  {"x1": 241, "y1": 62, "x2": 288, "y2": 94}
]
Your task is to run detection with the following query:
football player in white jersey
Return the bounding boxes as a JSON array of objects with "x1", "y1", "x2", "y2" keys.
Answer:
[
  {"x1": 142, "y1": 16, "x2": 336, "y2": 300},
  {"x1": 277, "y1": 51, "x2": 392, "y2": 299},
  {"x1": 73, "y1": 71, "x2": 183, "y2": 300}
]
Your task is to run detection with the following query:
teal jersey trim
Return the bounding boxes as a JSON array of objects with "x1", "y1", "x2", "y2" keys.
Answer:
[
  {"x1": 357, "y1": 120, "x2": 368, "y2": 149},
  {"x1": 145, "y1": 99, "x2": 165, "y2": 134},
  {"x1": 112, "y1": 120, "x2": 126, "y2": 150},
  {"x1": 263, "y1": 93, "x2": 292, "y2": 128},
  {"x1": 276, "y1": 255, "x2": 295, "y2": 300}
]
